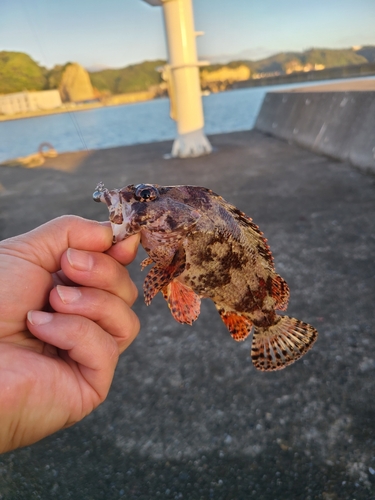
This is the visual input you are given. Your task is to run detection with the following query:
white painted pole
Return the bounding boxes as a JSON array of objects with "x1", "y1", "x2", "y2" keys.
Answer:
[{"x1": 142, "y1": 0, "x2": 212, "y2": 158}]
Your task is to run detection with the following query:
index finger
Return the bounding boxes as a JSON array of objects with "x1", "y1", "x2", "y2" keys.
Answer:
[{"x1": 1, "y1": 216, "x2": 114, "y2": 273}]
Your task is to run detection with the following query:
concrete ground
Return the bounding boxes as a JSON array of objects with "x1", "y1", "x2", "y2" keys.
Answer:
[{"x1": 0, "y1": 130, "x2": 374, "y2": 500}]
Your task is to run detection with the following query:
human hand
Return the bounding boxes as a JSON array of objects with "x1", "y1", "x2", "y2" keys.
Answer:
[{"x1": 0, "y1": 216, "x2": 140, "y2": 453}]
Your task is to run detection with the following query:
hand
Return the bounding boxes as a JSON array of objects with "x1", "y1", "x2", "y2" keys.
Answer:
[{"x1": 0, "y1": 216, "x2": 140, "y2": 453}]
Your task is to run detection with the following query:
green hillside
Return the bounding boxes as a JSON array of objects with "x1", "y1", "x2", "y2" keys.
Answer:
[
  {"x1": 232, "y1": 48, "x2": 368, "y2": 74},
  {"x1": 303, "y1": 48, "x2": 367, "y2": 66},
  {"x1": 0, "y1": 52, "x2": 165, "y2": 96},
  {"x1": 201, "y1": 48, "x2": 369, "y2": 77},
  {"x1": 250, "y1": 52, "x2": 302, "y2": 73},
  {"x1": 0, "y1": 51, "x2": 47, "y2": 93},
  {"x1": 0, "y1": 47, "x2": 374, "y2": 96},
  {"x1": 89, "y1": 60, "x2": 165, "y2": 94}
]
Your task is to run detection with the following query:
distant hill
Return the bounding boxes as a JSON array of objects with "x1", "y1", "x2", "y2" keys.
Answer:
[
  {"x1": 355, "y1": 45, "x2": 375, "y2": 62},
  {"x1": 89, "y1": 60, "x2": 165, "y2": 94},
  {"x1": 0, "y1": 51, "x2": 165, "y2": 96},
  {"x1": 0, "y1": 47, "x2": 374, "y2": 96},
  {"x1": 216, "y1": 48, "x2": 368, "y2": 75},
  {"x1": 0, "y1": 51, "x2": 47, "y2": 94}
]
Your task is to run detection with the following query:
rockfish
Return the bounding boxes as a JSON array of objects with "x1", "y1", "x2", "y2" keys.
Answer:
[{"x1": 93, "y1": 182, "x2": 318, "y2": 371}]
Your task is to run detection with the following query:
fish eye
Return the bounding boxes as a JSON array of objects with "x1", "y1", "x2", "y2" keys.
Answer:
[{"x1": 135, "y1": 184, "x2": 159, "y2": 202}]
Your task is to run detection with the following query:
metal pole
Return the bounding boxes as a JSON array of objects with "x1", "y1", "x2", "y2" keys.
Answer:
[{"x1": 143, "y1": 0, "x2": 212, "y2": 158}]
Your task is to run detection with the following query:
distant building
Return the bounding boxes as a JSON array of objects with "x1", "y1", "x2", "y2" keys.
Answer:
[
  {"x1": 0, "y1": 90, "x2": 62, "y2": 115},
  {"x1": 285, "y1": 61, "x2": 326, "y2": 75}
]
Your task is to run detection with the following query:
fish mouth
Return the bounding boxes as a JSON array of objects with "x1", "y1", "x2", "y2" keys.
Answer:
[
  {"x1": 93, "y1": 183, "x2": 138, "y2": 243},
  {"x1": 111, "y1": 202, "x2": 136, "y2": 242}
]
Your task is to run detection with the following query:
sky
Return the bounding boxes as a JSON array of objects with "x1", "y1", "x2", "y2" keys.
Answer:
[{"x1": 1, "y1": 0, "x2": 375, "y2": 70}]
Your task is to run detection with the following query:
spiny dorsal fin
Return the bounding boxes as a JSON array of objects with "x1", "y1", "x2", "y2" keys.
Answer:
[{"x1": 210, "y1": 194, "x2": 275, "y2": 271}]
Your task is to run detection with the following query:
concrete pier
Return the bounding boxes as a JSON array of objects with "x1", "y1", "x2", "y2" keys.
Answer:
[
  {"x1": 255, "y1": 79, "x2": 375, "y2": 174},
  {"x1": 0, "y1": 131, "x2": 374, "y2": 499}
]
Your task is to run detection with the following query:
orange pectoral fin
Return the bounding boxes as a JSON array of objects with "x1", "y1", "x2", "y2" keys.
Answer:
[
  {"x1": 143, "y1": 246, "x2": 186, "y2": 306},
  {"x1": 162, "y1": 281, "x2": 201, "y2": 325},
  {"x1": 216, "y1": 306, "x2": 253, "y2": 341},
  {"x1": 140, "y1": 256, "x2": 154, "y2": 270}
]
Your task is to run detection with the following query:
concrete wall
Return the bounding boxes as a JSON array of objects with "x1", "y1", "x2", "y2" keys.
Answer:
[
  {"x1": 0, "y1": 90, "x2": 62, "y2": 115},
  {"x1": 255, "y1": 91, "x2": 375, "y2": 174}
]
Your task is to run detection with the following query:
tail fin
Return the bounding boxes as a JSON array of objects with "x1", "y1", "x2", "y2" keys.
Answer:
[{"x1": 251, "y1": 316, "x2": 318, "y2": 371}]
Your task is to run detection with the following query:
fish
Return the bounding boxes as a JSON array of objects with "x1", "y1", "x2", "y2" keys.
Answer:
[{"x1": 93, "y1": 182, "x2": 318, "y2": 371}]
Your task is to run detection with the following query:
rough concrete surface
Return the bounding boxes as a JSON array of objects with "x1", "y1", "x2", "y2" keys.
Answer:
[
  {"x1": 287, "y1": 77, "x2": 375, "y2": 92},
  {"x1": 0, "y1": 130, "x2": 374, "y2": 499},
  {"x1": 255, "y1": 91, "x2": 375, "y2": 175}
]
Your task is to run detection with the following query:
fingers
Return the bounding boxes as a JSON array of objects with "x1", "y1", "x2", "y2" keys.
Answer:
[
  {"x1": 60, "y1": 247, "x2": 139, "y2": 306},
  {"x1": 49, "y1": 285, "x2": 140, "y2": 353},
  {"x1": 5, "y1": 216, "x2": 140, "y2": 274},
  {"x1": 105, "y1": 233, "x2": 141, "y2": 265},
  {"x1": 27, "y1": 311, "x2": 120, "y2": 401}
]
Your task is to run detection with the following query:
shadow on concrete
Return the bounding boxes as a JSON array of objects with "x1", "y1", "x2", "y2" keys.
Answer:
[{"x1": 0, "y1": 130, "x2": 374, "y2": 499}]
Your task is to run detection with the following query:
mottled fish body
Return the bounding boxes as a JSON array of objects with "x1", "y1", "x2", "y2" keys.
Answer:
[{"x1": 94, "y1": 183, "x2": 318, "y2": 371}]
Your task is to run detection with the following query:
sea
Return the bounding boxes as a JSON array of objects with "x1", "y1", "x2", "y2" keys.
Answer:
[{"x1": 0, "y1": 77, "x2": 371, "y2": 163}]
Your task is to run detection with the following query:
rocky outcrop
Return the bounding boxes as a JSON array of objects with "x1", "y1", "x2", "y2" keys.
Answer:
[
  {"x1": 200, "y1": 65, "x2": 250, "y2": 92},
  {"x1": 59, "y1": 63, "x2": 94, "y2": 103}
]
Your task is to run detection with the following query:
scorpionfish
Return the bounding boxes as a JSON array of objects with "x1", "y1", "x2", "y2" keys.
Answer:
[{"x1": 93, "y1": 182, "x2": 318, "y2": 371}]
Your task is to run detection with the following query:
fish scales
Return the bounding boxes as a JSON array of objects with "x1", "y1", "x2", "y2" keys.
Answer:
[{"x1": 93, "y1": 182, "x2": 318, "y2": 371}]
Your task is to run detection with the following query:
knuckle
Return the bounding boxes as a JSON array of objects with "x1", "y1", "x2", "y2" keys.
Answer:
[
  {"x1": 74, "y1": 315, "x2": 92, "y2": 339},
  {"x1": 129, "y1": 280, "x2": 139, "y2": 304},
  {"x1": 125, "y1": 310, "x2": 141, "y2": 340}
]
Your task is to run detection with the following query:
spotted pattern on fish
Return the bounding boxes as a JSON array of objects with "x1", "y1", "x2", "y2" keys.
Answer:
[{"x1": 93, "y1": 183, "x2": 318, "y2": 371}]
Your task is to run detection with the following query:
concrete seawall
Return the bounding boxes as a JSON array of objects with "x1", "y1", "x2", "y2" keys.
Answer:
[{"x1": 255, "y1": 90, "x2": 375, "y2": 174}]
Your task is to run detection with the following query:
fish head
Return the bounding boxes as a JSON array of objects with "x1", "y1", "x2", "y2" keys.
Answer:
[{"x1": 93, "y1": 182, "x2": 201, "y2": 244}]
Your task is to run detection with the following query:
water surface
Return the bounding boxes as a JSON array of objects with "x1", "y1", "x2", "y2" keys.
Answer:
[{"x1": 0, "y1": 77, "x2": 372, "y2": 163}]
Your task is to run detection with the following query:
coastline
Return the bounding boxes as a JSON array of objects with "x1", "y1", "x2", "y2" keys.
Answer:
[
  {"x1": 0, "y1": 92, "x2": 156, "y2": 122},
  {"x1": 2, "y1": 74, "x2": 375, "y2": 123}
]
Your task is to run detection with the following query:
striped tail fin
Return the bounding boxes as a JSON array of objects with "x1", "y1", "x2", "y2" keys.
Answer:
[{"x1": 251, "y1": 316, "x2": 318, "y2": 371}]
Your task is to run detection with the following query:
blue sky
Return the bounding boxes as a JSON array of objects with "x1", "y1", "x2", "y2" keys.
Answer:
[{"x1": 1, "y1": 0, "x2": 375, "y2": 69}]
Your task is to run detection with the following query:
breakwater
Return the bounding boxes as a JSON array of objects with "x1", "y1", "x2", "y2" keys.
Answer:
[{"x1": 255, "y1": 89, "x2": 375, "y2": 174}]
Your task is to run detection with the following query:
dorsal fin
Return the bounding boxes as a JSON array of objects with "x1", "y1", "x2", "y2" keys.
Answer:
[{"x1": 209, "y1": 194, "x2": 275, "y2": 270}]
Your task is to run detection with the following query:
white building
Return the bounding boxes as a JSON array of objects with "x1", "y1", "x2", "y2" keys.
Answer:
[{"x1": 0, "y1": 90, "x2": 62, "y2": 115}]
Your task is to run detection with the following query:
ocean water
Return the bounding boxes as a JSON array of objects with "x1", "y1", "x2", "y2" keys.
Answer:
[{"x1": 0, "y1": 77, "x2": 371, "y2": 163}]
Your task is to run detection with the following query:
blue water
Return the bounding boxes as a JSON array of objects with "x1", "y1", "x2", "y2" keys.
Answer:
[{"x1": 0, "y1": 77, "x2": 372, "y2": 163}]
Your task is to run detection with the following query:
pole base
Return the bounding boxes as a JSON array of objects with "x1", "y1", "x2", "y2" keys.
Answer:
[{"x1": 170, "y1": 128, "x2": 212, "y2": 158}]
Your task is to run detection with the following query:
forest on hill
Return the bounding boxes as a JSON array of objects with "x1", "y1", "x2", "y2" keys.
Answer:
[{"x1": 1, "y1": 46, "x2": 374, "y2": 96}]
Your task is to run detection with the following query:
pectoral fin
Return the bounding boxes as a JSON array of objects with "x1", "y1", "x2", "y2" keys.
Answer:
[
  {"x1": 162, "y1": 281, "x2": 201, "y2": 325},
  {"x1": 143, "y1": 246, "x2": 186, "y2": 305}
]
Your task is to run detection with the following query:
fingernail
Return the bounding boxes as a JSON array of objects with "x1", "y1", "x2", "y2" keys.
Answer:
[
  {"x1": 127, "y1": 234, "x2": 140, "y2": 254},
  {"x1": 56, "y1": 285, "x2": 82, "y2": 304},
  {"x1": 67, "y1": 248, "x2": 93, "y2": 271},
  {"x1": 27, "y1": 310, "x2": 53, "y2": 325}
]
